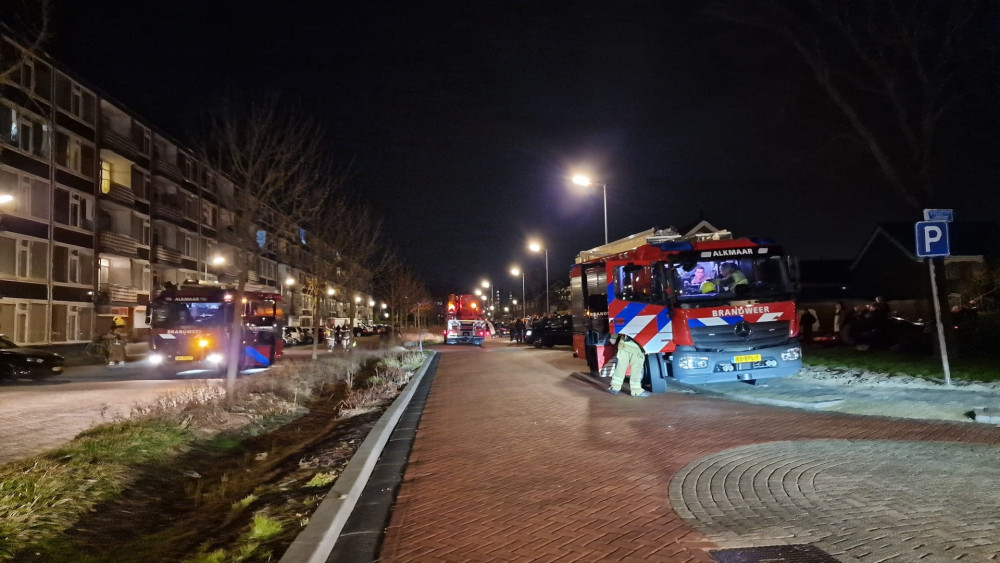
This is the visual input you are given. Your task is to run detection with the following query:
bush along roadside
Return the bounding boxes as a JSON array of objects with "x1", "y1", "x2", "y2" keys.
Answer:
[{"x1": 2, "y1": 350, "x2": 428, "y2": 562}]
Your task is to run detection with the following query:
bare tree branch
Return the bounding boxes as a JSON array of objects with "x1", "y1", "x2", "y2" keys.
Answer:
[{"x1": 193, "y1": 93, "x2": 334, "y2": 395}]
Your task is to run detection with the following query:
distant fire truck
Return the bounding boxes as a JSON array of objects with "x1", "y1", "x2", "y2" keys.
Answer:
[
  {"x1": 147, "y1": 283, "x2": 284, "y2": 374},
  {"x1": 570, "y1": 227, "x2": 802, "y2": 391},
  {"x1": 443, "y1": 293, "x2": 489, "y2": 346}
]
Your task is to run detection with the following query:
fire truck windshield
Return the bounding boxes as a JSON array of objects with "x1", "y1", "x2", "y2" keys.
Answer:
[
  {"x1": 668, "y1": 255, "x2": 794, "y2": 302},
  {"x1": 150, "y1": 301, "x2": 231, "y2": 328}
]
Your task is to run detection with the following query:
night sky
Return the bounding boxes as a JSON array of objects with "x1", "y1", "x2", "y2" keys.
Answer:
[{"x1": 45, "y1": 1, "x2": 1000, "y2": 298}]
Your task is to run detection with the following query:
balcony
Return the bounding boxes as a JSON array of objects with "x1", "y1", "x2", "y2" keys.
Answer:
[
  {"x1": 153, "y1": 245, "x2": 184, "y2": 266},
  {"x1": 101, "y1": 123, "x2": 139, "y2": 159},
  {"x1": 101, "y1": 182, "x2": 136, "y2": 207},
  {"x1": 99, "y1": 283, "x2": 139, "y2": 303},
  {"x1": 153, "y1": 158, "x2": 184, "y2": 183},
  {"x1": 152, "y1": 201, "x2": 185, "y2": 224},
  {"x1": 98, "y1": 231, "x2": 139, "y2": 256}
]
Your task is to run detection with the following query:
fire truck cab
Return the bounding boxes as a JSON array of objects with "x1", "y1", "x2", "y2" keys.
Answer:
[
  {"x1": 443, "y1": 293, "x2": 488, "y2": 346},
  {"x1": 571, "y1": 227, "x2": 802, "y2": 391},
  {"x1": 147, "y1": 283, "x2": 284, "y2": 375}
]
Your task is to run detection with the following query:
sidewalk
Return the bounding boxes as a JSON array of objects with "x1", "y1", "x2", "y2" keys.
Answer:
[{"x1": 370, "y1": 344, "x2": 1000, "y2": 562}]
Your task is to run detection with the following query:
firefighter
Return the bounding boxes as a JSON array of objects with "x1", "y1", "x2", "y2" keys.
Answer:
[
  {"x1": 608, "y1": 335, "x2": 649, "y2": 397},
  {"x1": 719, "y1": 263, "x2": 748, "y2": 291}
]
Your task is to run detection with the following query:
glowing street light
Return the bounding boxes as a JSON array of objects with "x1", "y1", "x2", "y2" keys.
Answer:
[
  {"x1": 510, "y1": 266, "x2": 525, "y2": 317},
  {"x1": 327, "y1": 287, "x2": 335, "y2": 296},
  {"x1": 0, "y1": 194, "x2": 13, "y2": 205},
  {"x1": 571, "y1": 174, "x2": 609, "y2": 245},
  {"x1": 528, "y1": 240, "x2": 549, "y2": 314},
  {"x1": 474, "y1": 288, "x2": 483, "y2": 296},
  {"x1": 204, "y1": 254, "x2": 225, "y2": 281}
]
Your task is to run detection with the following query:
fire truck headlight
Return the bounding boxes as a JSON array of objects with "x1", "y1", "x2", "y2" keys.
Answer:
[
  {"x1": 149, "y1": 353, "x2": 164, "y2": 366},
  {"x1": 198, "y1": 339, "x2": 209, "y2": 348},
  {"x1": 781, "y1": 347, "x2": 802, "y2": 362},
  {"x1": 206, "y1": 353, "x2": 224, "y2": 365},
  {"x1": 677, "y1": 355, "x2": 709, "y2": 370},
  {"x1": 525, "y1": 329, "x2": 533, "y2": 337}
]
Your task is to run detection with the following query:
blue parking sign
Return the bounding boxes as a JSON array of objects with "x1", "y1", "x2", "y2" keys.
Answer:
[{"x1": 915, "y1": 221, "x2": 950, "y2": 258}]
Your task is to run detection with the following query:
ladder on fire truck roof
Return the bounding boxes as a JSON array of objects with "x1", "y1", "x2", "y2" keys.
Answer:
[{"x1": 575, "y1": 222, "x2": 733, "y2": 263}]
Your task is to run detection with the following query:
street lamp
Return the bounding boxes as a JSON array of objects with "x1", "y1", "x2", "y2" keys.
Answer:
[
  {"x1": 528, "y1": 241, "x2": 549, "y2": 314},
  {"x1": 482, "y1": 280, "x2": 492, "y2": 310},
  {"x1": 571, "y1": 174, "x2": 608, "y2": 245},
  {"x1": 204, "y1": 254, "x2": 224, "y2": 281},
  {"x1": 510, "y1": 266, "x2": 525, "y2": 318}
]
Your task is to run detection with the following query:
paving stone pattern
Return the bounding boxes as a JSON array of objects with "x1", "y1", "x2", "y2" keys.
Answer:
[
  {"x1": 671, "y1": 440, "x2": 1000, "y2": 562},
  {"x1": 378, "y1": 345, "x2": 1000, "y2": 562}
]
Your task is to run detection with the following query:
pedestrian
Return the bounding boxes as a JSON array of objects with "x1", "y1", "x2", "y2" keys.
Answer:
[
  {"x1": 608, "y1": 335, "x2": 650, "y2": 397},
  {"x1": 799, "y1": 309, "x2": 816, "y2": 343}
]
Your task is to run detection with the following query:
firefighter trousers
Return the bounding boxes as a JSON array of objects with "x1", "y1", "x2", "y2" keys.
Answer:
[{"x1": 610, "y1": 338, "x2": 646, "y2": 396}]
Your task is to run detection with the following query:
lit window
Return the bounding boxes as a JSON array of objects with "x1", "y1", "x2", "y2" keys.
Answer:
[{"x1": 101, "y1": 161, "x2": 111, "y2": 193}]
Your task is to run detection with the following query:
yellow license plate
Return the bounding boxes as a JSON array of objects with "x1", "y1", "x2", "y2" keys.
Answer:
[
  {"x1": 733, "y1": 354, "x2": 761, "y2": 363},
  {"x1": 175, "y1": 355, "x2": 194, "y2": 361}
]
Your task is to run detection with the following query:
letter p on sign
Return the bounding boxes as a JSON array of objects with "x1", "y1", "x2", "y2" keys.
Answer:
[{"x1": 915, "y1": 221, "x2": 950, "y2": 258}]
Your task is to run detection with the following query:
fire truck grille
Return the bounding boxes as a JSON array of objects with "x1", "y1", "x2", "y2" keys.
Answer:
[{"x1": 688, "y1": 320, "x2": 790, "y2": 352}]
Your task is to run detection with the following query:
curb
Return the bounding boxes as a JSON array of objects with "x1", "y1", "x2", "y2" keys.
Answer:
[{"x1": 279, "y1": 351, "x2": 437, "y2": 563}]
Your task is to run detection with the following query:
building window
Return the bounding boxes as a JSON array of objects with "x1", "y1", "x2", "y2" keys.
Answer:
[
  {"x1": 53, "y1": 188, "x2": 95, "y2": 231},
  {"x1": 184, "y1": 235, "x2": 194, "y2": 257},
  {"x1": 20, "y1": 58, "x2": 33, "y2": 90},
  {"x1": 101, "y1": 160, "x2": 112, "y2": 193},
  {"x1": 202, "y1": 202, "x2": 216, "y2": 228},
  {"x1": 99, "y1": 258, "x2": 110, "y2": 284},
  {"x1": 2, "y1": 108, "x2": 49, "y2": 157},
  {"x1": 33, "y1": 60, "x2": 51, "y2": 100},
  {"x1": 0, "y1": 301, "x2": 52, "y2": 344},
  {"x1": 1, "y1": 169, "x2": 47, "y2": 220},
  {"x1": 142, "y1": 219, "x2": 150, "y2": 245}
]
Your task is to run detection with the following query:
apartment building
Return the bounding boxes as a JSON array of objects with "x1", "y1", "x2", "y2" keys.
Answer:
[{"x1": 0, "y1": 33, "x2": 372, "y2": 347}]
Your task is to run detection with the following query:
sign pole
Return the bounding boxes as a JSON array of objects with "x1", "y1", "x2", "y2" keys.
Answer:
[{"x1": 927, "y1": 258, "x2": 952, "y2": 385}]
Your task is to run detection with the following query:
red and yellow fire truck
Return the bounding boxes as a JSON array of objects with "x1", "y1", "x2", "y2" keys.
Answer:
[
  {"x1": 570, "y1": 227, "x2": 802, "y2": 391},
  {"x1": 443, "y1": 293, "x2": 489, "y2": 346},
  {"x1": 147, "y1": 283, "x2": 284, "y2": 374}
]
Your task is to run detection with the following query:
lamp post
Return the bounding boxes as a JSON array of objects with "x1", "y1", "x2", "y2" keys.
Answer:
[
  {"x1": 571, "y1": 174, "x2": 608, "y2": 245},
  {"x1": 510, "y1": 266, "x2": 525, "y2": 318},
  {"x1": 528, "y1": 241, "x2": 549, "y2": 314}
]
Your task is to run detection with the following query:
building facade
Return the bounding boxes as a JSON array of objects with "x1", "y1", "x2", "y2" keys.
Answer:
[{"x1": 0, "y1": 34, "x2": 373, "y2": 346}]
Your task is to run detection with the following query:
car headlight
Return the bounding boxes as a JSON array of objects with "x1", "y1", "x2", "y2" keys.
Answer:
[
  {"x1": 525, "y1": 330, "x2": 533, "y2": 336},
  {"x1": 206, "y1": 353, "x2": 224, "y2": 364},
  {"x1": 149, "y1": 353, "x2": 164, "y2": 366},
  {"x1": 677, "y1": 355, "x2": 710, "y2": 370},
  {"x1": 781, "y1": 347, "x2": 802, "y2": 362},
  {"x1": 26, "y1": 357, "x2": 44, "y2": 364}
]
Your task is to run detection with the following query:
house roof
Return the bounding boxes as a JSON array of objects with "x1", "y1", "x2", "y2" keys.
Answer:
[{"x1": 850, "y1": 221, "x2": 1000, "y2": 270}]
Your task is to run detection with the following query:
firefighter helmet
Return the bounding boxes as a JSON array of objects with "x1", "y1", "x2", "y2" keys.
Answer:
[{"x1": 699, "y1": 281, "x2": 716, "y2": 294}]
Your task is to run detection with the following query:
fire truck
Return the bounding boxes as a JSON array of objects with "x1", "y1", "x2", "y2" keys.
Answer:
[
  {"x1": 147, "y1": 283, "x2": 284, "y2": 374},
  {"x1": 570, "y1": 227, "x2": 802, "y2": 391},
  {"x1": 443, "y1": 293, "x2": 489, "y2": 346}
]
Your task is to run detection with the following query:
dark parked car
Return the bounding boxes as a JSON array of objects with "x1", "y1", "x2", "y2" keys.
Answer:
[
  {"x1": 531, "y1": 315, "x2": 574, "y2": 348},
  {"x1": 0, "y1": 335, "x2": 65, "y2": 381}
]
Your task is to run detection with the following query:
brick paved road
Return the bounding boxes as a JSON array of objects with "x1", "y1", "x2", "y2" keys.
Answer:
[
  {"x1": 378, "y1": 343, "x2": 1000, "y2": 562},
  {"x1": 0, "y1": 377, "x2": 218, "y2": 465}
]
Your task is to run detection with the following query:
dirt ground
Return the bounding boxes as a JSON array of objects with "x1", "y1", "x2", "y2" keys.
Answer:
[{"x1": 17, "y1": 382, "x2": 394, "y2": 562}]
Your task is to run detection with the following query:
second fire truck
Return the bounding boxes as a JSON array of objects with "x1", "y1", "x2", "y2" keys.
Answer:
[{"x1": 570, "y1": 227, "x2": 802, "y2": 391}]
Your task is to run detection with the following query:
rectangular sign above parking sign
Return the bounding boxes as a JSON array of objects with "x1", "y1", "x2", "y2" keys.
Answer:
[
  {"x1": 923, "y1": 208, "x2": 954, "y2": 222},
  {"x1": 915, "y1": 221, "x2": 950, "y2": 257}
]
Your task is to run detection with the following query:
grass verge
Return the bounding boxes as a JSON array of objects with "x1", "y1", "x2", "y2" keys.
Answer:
[
  {"x1": 1, "y1": 349, "x2": 429, "y2": 561},
  {"x1": 803, "y1": 346, "x2": 999, "y2": 383}
]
